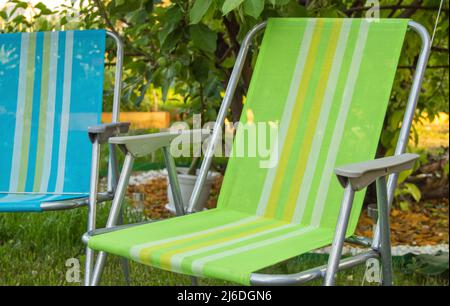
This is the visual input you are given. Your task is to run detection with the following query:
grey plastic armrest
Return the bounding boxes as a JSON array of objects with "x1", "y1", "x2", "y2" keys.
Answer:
[
  {"x1": 88, "y1": 122, "x2": 131, "y2": 144},
  {"x1": 109, "y1": 129, "x2": 208, "y2": 157},
  {"x1": 335, "y1": 153, "x2": 419, "y2": 191}
]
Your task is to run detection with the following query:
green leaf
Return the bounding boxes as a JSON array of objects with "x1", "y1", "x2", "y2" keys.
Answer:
[
  {"x1": 158, "y1": 6, "x2": 183, "y2": 46},
  {"x1": 60, "y1": 16, "x2": 68, "y2": 26},
  {"x1": 115, "y1": 0, "x2": 125, "y2": 6},
  {"x1": 404, "y1": 183, "x2": 421, "y2": 202},
  {"x1": 35, "y1": 2, "x2": 53, "y2": 15},
  {"x1": 280, "y1": 1, "x2": 308, "y2": 17},
  {"x1": 14, "y1": 1, "x2": 28, "y2": 10},
  {"x1": 222, "y1": 0, "x2": 244, "y2": 15},
  {"x1": 443, "y1": 161, "x2": 449, "y2": 176},
  {"x1": 189, "y1": 24, "x2": 217, "y2": 53},
  {"x1": 389, "y1": 110, "x2": 404, "y2": 129},
  {"x1": 397, "y1": 169, "x2": 413, "y2": 184},
  {"x1": 270, "y1": 0, "x2": 290, "y2": 6},
  {"x1": 192, "y1": 57, "x2": 210, "y2": 82},
  {"x1": 190, "y1": 0, "x2": 213, "y2": 24},
  {"x1": 243, "y1": 0, "x2": 264, "y2": 18},
  {"x1": 407, "y1": 253, "x2": 449, "y2": 276},
  {"x1": 399, "y1": 201, "x2": 410, "y2": 211},
  {"x1": 161, "y1": 30, "x2": 182, "y2": 52},
  {"x1": 12, "y1": 15, "x2": 27, "y2": 24}
]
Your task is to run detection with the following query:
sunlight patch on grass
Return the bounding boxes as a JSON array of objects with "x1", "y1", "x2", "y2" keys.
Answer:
[{"x1": 413, "y1": 112, "x2": 449, "y2": 150}]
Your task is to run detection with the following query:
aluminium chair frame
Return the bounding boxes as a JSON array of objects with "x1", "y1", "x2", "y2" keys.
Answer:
[
  {"x1": 84, "y1": 20, "x2": 430, "y2": 286},
  {"x1": 5, "y1": 30, "x2": 131, "y2": 285}
]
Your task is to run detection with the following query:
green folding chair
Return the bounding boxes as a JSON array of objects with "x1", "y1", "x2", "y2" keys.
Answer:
[{"x1": 83, "y1": 18, "x2": 430, "y2": 286}]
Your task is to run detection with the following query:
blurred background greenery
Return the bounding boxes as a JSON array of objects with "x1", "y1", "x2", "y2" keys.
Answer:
[
  {"x1": 0, "y1": 0, "x2": 448, "y2": 286},
  {"x1": 0, "y1": 0, "x2": 447, "y2": 139}
]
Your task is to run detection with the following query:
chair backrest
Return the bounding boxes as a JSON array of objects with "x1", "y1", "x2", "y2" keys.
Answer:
[
  {"x1": 217, "y1": 18, "x2": 408, "y2": 232},
  {"x1": 0, "y1": 30, "x2": 106, "y2": 194}
]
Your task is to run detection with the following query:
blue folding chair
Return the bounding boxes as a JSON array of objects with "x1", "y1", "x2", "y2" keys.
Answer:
[{"x1": 0, "y1": 29, "x2": 129, "y2": 285}]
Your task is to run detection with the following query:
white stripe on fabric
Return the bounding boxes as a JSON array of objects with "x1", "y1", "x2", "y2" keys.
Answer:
[
  {"x1": 170, "y1": 223, "x2": 296, "y2": 273},
  {"x1": 291, "y1": 19, "x2": 353, "y2": 224},
  {"x1": 55, "y1": 31, "x2": 74, "y2": 193},
  {"x1": 0, "y1": 194, "x2": 48, "y2": 203},
  {"x1": 256, "y1": 19, "x2": 317, "y2": 216},
  {"x1": 310, "y1": 21, "x2": 371, "y2": 227},
  {"x1": 130, "y1": 216, "x2": 260, "y2": 259},
  {"x1": 39, "y1": 31, "x2": 59, "y2": 193},
  {"x1": 9, "y1": 33, "x2": 30, "y2": 192},
  {"x1": 190, "y1": 226, "x2": 315, "y2": 276},
  {"x1": 1, "y1": 191, "x2": 88, "y2": 195}
]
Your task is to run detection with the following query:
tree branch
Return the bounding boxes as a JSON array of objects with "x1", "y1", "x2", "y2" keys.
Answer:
[
  {"x1": 432, "y1": 46, "x2": 449, "y2": 53},
  {"x1": 93, "y1": 0, "x2": 119, "y2": 36},
  {"x1": 398, "y1": 65, "x2": 449, "y2": 70},
  {"x1": 388, "y1": 0, "x2": 404, "y2": 17},
  {"x1": 345, "y1": 4, "x2": 448, "y2": 15}
]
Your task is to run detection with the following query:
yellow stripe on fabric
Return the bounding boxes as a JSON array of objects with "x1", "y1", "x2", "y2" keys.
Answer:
[
  {"x1": 33, "y1": 32, "x2": 51, "y2": 192},
  {"x1": 138, "y1": 217, "x2": 266, "y2": 262},
  {"x1": 282, "y1": 20, "x2": 343, "y2": 222},
  {"x1": 263, "y1": 19, "x2": 326, "y2": 219},
  {"x1": 17, "y1": 32, "x2": 37, "y2": 192},
  {"x1": 159, "y1": 221, "x2": 285, "y2": 271}
]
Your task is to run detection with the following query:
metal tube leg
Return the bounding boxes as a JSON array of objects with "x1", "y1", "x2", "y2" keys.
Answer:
[
  {"x1": 91, "y1": 252, "x2": 107, "y2": 286},
  {"x1": 84, "y1": 140, "x2": 101, "y2": 286},
  {"x1": 90, "y1": 153, "x2": 135, "y2": 286},
  {"x1": 163, "y1": 146, "x2": 199, "y2": 285},
  {"x1": 372, "y1": 21, "x2": 431, "y2": 249},
  {"x1": 323, "y1": 184, "x2": 355, "y2": 286},
  {"x1": 107, "y1": 143, "x2": 119, "y2": 193},
  {"x1": 162, "y1": 146, "x2": 185, "y2": 215},
  {"x1": 376, "y1": 176, "x2": 393, "y2": 286}
]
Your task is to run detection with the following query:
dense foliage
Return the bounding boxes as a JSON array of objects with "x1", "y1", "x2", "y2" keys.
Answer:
[{"x1": 0, "y1": 0, "x2": 448, "y2": 153}]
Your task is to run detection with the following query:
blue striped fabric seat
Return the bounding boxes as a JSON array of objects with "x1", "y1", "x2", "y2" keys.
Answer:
[{"x1": 0, "y1": 30, "x2": 106, "y2": 212}]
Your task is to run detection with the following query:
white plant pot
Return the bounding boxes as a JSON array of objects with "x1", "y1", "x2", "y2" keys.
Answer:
[{"x1": 166, "y1": 167, "x2": 218, "y2": 213}]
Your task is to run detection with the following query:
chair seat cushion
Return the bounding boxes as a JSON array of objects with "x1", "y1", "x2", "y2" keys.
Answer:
[
  {"x1": 88, "y1": 208, "x2": 335, "y2": 285},
  {"x1": 0, "y1": 193, "x2": 86, "y2": 212}
]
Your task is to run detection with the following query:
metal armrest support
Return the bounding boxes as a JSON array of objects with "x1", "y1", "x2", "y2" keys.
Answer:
[
  {"x1": 324, "y1": 154, "x2": 418, "y2": 286},
  {"x1": 109, "y1": 129, "x2": 208, "y2": 157},
  {"x1": 88, "y1": 122, "x2": 131, "y2": 144},
  {"x1": 88, "y1": 129, "x2": 208, "y2": 285},
  {"x1": 40, "y1": 191, "x2": 113, "y2": 211},
  {"x1": 335, "y1": 153, "x2": 419, "y2": 191}
]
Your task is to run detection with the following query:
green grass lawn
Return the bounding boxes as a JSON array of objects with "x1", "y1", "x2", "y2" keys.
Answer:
[{"x1": 0, "y1": 204, "x2": 447, "y2": 286}]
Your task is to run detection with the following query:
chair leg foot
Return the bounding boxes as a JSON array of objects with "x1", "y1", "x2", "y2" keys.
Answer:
[
  {"x1": 323, "y1": 184, "x2": 355, "y2": 286},
  {"x1": 91, "y1": 251, "x2": 108, "y2": 286},
  {"x1": 190, "y1": 276, "x2": 199, "y2": 286},
  {"x1": 84, "y1": 247, "x2": 94, "y2": 286},
  {"x1": 376, "y1": 177, "x2": 393, "y2": 286}
]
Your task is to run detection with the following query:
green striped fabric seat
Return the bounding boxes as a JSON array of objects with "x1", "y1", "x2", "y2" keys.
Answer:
[{"x1": 88, "y1": 18, "x2": 408, "y2": 285}]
